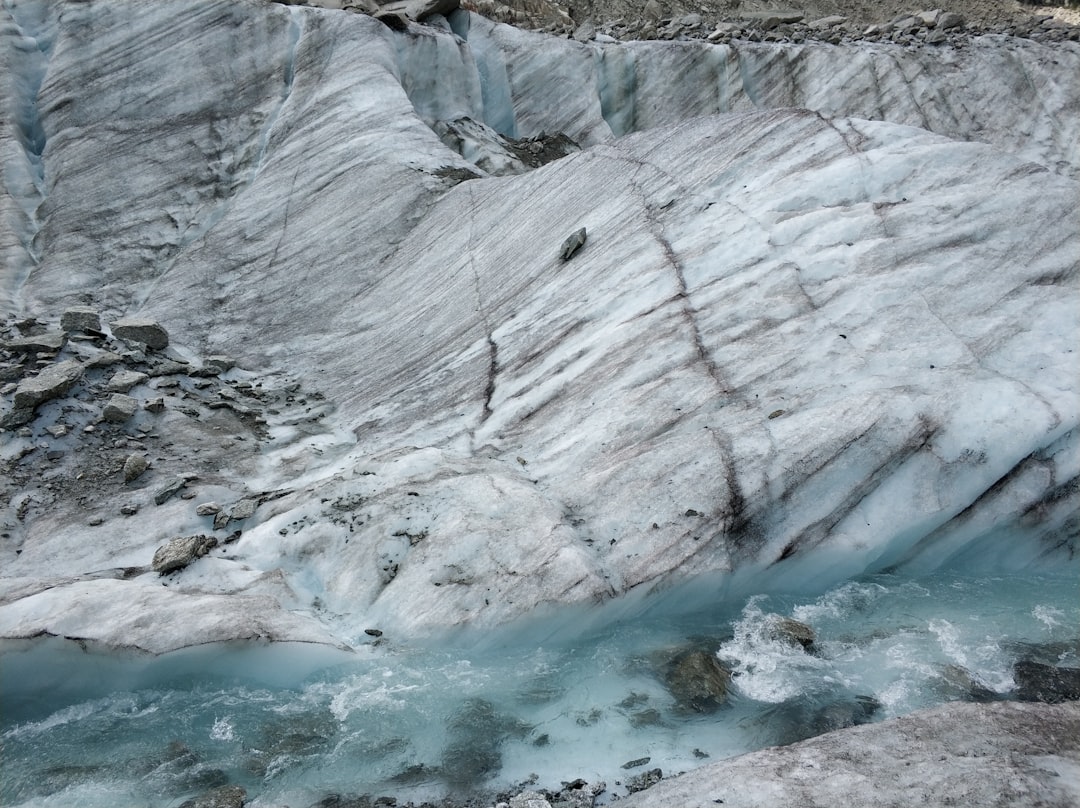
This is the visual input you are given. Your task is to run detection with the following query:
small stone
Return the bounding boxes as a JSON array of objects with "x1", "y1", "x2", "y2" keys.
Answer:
[
  {"x1": 560, "y1": 227, "x2": 587, "y2": 260},
  {"x1": 83, "y1": 424, "x2": 95, "y2": 433},
  {"x1": 508, "y1": 792, "x2": 552, "y2": 808},
  {"x1": 123, "y1": 454, "x2": 149, "y2": 483},
  {"x1": 110, "y1": 317, "x2": 169, "y2": 350},
  {"x1": 61, "y1": 306, "x2": 102, "y2": 333},
  {"x1": 808, "y1": 15, "x2": 847, "y2": 29},
  {"x1": 103, "y1": 393, "x2": 138, "y2": 423},
  {"x1": 46, "y1": 448, "x2": 64, "y2": 461},
  {"x1": 622, "y1": 756, "x2": 651, "y2": 769},
  {"x1": 120, "y1": 503, "x2": 139, "y2": 516},
  {"x1": 926, "y1": 28, "x2": 947, "y2": 44},
  {"x1": 45, "y1": 424, "x2": 68, "y2": 437},
  {"x1": 365, "y1": 628, "x2": 384, "y2": 637},
  {"x1": 154, "y1": 476, "x2": 189, "y2": 505},
  {"x1": 144, "y1": 397, "x2": 166, "y2": 413},
  {"x1": 4, "y1": 332, "x2": 66, "y2": 354},
  {"x1": 107, "y1": 369, "x2": 149, "y2": 392},
  {"x1": 88, "y1": 515, "x2": 105, "y2": 526},
  {"x1": 196, "y1": 502, "x2": 222, "y2": 516},
  {"x1": 213, "y1": 510, "x2": 230, "y2": 531}
]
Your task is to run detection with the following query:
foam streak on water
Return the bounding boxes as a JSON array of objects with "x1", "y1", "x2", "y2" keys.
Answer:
[{"x1": 2, "y1": 570, "x2": 1077, "y2": 807}]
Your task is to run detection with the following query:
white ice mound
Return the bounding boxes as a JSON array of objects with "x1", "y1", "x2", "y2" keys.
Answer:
[{"x1": 1, "y1": 0, "x2": 1077, "y2": 651}]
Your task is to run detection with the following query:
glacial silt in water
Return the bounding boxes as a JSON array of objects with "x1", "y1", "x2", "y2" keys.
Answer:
[{"x1": 2, "y1": 568, "x2": 1077, "y2": 807}]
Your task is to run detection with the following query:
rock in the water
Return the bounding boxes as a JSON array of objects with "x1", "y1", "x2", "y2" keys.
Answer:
[
  {"x1": 4, "y1": 332, "x2": 66, "y2": 354},
  {"x1": 12, "y1": 360, "x2": 83, "y2": 410},
  {"x1": 177, "y1": 784, "x2": 246, "y2": 808},
  {"x1": 666, "y1": 650, "x2": 731, "y2": 713},
  {"x1": 771, "y1": 617, "x2": 816, "y2": 651},
  {"x1": 559, "y1": 227, "x2": 587, "y2": 260},
  {"x1": 106, "y1": 369, "x2": 149, "y2": 392},
  {"x1": 102, "y1": 393, "x2": 138, "y2": 422},
  {"x1": 60, "y1": 306, "x2": 102, "y2": 333},
  {"x1": 152, "y1": 534, "x2": 218, "y2": 574},
  {"x1": 123, "y1": 453, "x2": 149, "y2": 483},
  {"x1": 110, "y1": 317, "x2": 170, "y2": 349},
  {"x1": 1013, "y1": 661, "x2": 1080, "y2": 704}
]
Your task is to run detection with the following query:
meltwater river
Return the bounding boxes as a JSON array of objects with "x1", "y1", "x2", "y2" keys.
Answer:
[{"x1": 2, "y1": 568, "x2": 1077, "y2": 807}]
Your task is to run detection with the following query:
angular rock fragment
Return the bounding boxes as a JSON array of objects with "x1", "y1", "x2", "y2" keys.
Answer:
[
  {"x1": 196, "y1": 502, "x2": 222, "y2": 516},
  {"x1": 4, "y1": 332, "x2": 66, "y2": 354},
  {"x1": 103, "y1": 393, "x2": 138, "y2": 423},
  {"x1": 560, "y1": 227, "x2": 587, "y2": 260},
  {"x1": 144, "y1": 397, "x2": 165, "y2": 413},
  {"x1": 107, "y1": 369, "x2": 149, "y2": 392},
  {"x1": 60, "y1": 306, "x2": 102, "y2": 333},
  {"x1": 12, "y1": 359, "x2": 83, "y2": 411},
  {"x1": 152, "y1": 534, "x2": 218, "y2": 574},
  {"x1": 155, "y1": 476, "x2": 190, "y2": 505},
  {"x1": 123, "y1": 453, "x2": 149, "y2": 483},
  {"x1": 110, "y1": 317, "x2": 169, "y2": 350}
]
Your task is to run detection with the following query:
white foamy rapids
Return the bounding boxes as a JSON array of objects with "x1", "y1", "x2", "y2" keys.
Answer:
[{"x1": 719, "y1": 597, "x2": 836, "y2": 703}]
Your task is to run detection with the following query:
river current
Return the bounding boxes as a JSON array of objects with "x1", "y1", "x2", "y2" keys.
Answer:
[{"x1": 2, "y1": 568, "x2": 1077, "y2": 807}]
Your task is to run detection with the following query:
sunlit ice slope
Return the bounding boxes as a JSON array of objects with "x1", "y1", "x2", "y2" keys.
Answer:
[{"x1": 0, "y1": 0, "x2": 1077, "y2": 652}]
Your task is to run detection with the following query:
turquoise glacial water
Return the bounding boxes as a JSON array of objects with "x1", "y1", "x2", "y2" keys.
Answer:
[{"x1": 2, "y1": 569, "x2": 1078, "y2": 807}]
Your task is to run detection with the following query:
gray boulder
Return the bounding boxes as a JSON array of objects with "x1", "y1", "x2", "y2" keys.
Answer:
[
  {"x1": 60, "y1": 306, "x2": 102, "y2": 333},
  {"x1": 110, "y1": 317, "x2": 170, "y2": 349},
  {"x1": 152, "y1": 534, "x2": 218, "y2": 574},
  {"x1": 12, "y1": 360, "x2": 83, "y2": 410},
  {"x1": 560, "y1": 227, "x2": 587, "y2": 260},
  {"x1": 102, "y1": 393, "x2": 138, "y2": 422}
]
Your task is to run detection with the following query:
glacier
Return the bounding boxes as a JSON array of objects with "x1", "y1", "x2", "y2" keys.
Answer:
[{"x1": 1, "y1": 0, "x2": 1079, "y2": 804}]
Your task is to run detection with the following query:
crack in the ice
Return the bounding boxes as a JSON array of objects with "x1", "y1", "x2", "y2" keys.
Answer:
[{"x1": 2, "y1": 0, "x2": 55, "y2": 309}]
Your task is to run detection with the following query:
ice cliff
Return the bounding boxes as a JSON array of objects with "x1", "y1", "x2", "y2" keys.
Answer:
[{"x1": 1, "y1": 0, "x2": 1078, "y2": 652}]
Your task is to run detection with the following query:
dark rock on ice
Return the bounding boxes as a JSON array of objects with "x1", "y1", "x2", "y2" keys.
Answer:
[
  {"x1": 3, "y1": 331, "x2": 66, "y2": 354},
  {"x1": 11, "y1": 359, "x2": 83, "y2": 411},
  {"x1": 102, "y1": 393, "x2": 138, "y2": 423},
  {"x1": 559, "y1": 227, "x2": 587, "y2": 260},
  {"x1": 60, "y1": 307, "x2": 102, "y2": 333},
  {"x1": 110, "y1": 317, "x2": 170, "y2": 350},
  {"x1": 152, "y1": 534, "x2": 218, "y2": 574}
]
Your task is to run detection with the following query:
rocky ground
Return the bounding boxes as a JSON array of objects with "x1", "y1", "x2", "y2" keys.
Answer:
[{"x1": 439, "y1": 0, "x2": 1080, "y2": 42}]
